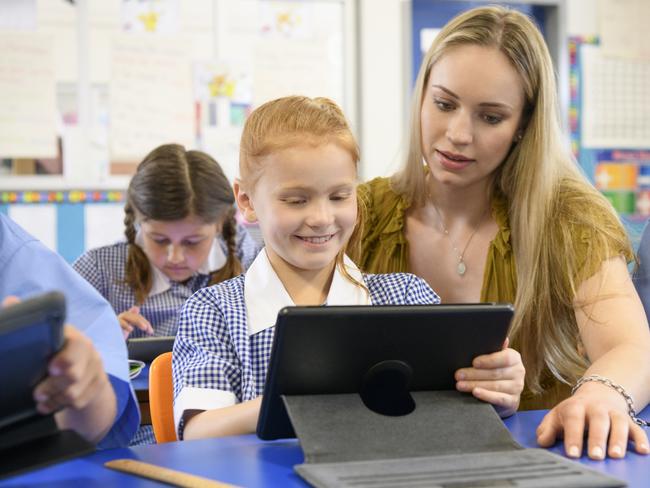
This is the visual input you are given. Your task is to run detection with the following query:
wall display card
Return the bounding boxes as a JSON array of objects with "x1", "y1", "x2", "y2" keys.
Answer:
[
  {"x1": 0, "y1": 0, "x2": 36, "y2": 30},
  {"x1": 217, "y1": 0, "x2": 345, "y2": 109},
  {"x1": 109, "y1": 34, "x2": 194, "y2": 163},
  {"x1": 581, "y1": 44, "x2": 650, "y2": 148},
  {"x1": 8, "y1": 204, "x2": 57, "y2": 251},
  {"x1": 600, "y1": 0, "x2": 650, "y2": 60},
  {"x1": 253, "y1": 38, "x2": 340, "y2": 107},
  {"x1": 0, "y1": 33, "x2": 57, "y2": 158},
  {"x1": 84, "y1": 203, "x2": 125, "y2": 250},
  {"x1": 121, "y1": 0, "x2": 180, "y2": 34}
]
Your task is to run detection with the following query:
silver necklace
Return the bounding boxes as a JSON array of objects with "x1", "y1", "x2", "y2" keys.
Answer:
[{"x1": 431, "y1": 203, "x2": 488, "y2": 276}]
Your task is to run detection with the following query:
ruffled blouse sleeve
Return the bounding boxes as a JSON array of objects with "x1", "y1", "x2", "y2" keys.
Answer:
[{"x1": 350, "y1": 177, "x2": 411, "y2": 274}]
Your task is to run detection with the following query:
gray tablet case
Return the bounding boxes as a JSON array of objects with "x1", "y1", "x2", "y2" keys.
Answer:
[
  {"x1": 258, "y1": 304, "x2": 514, "y2": 440},
  {"x1": 284, "y1": 392, "x2": 626, "y2": 488}
]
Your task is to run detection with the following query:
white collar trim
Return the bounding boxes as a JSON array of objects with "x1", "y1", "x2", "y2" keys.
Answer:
[
  {"x1": 244, "y1": 250, "x2": 370, "y2": 336},
  {"x1": 135, "y1": 230, "x2": 227, "y2": 297}
]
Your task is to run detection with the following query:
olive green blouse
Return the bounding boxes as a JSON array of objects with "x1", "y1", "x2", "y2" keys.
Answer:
[{"x1": 350, "y1": 176, "x2": 581, "y2": 410}]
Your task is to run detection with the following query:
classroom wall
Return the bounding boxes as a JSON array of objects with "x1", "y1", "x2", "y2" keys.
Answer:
[{"x1": 2, "y1": 0, "x2": 647, "y2": 261}]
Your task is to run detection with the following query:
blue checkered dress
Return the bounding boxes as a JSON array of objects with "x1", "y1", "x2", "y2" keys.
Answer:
[
  {"x1": 73, "y1": 223, "x2": 260, "y2": 445},
  {"x1": 172, "y1": 272, "x2": 440, "y2": 439}
]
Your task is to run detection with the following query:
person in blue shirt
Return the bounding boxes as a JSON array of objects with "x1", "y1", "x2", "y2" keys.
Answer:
[
  {"x1": 0, "y1": 213, "x2": 139, "y2": 448},
  {"x1": 172, "y1": 96, "x2": 526, "y2": 440}
]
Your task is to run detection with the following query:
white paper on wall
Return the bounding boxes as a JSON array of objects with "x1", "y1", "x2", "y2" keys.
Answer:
[
  {"x1": 581, "y1": 44, "x2": 650, "y2": 148},
  {"x1": 201, "y1": 125, "x2": 242, "y2": 184},
  {"x1": 8, "y1": 204, "x2": 57, "y2": 252},
  {"x1": 37, "y1": 0, "x2": 76, "y2": 83},
  {"x1": 0, "y1": 0, "x2": 36, "y2": 30},
  {"x1": 84, "y1": 203, "x2": 125, "y2": 250},
  {"x1": 600, "y1": 0, "x2": 650, "y2": 60},
  {"x1": 253, "y1": 38, "x2": 339, "y2": 107},
  {"x1": 109, "y1": 34, "x2": 194, "y2": 162},
  {"x1": 0, "y1": 32, "x2": 58, "y2": 158}
]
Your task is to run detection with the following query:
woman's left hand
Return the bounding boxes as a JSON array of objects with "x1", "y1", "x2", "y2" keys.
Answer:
[
  {"x1": 536, "y1": 381, "x2": 650, "y2": 459},
  {"x1": 455, "y1": 338, "x2": 525, "y2": 418}
]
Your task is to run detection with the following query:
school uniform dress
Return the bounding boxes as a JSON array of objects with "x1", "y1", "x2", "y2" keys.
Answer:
[
  {"x1": 0, "y1": 214, "x2": 139, "y2": 448},
  {"x1": 73, "y1": 223, "x2": 260, "y2": 445},
  {"x1": 172, "y1": 249, "x2": 440, "y2": 439}
]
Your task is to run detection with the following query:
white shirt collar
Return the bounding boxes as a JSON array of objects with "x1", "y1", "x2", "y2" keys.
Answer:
[
  {"x1": 135, "y1": 230, "x2": 227, "y2": 297},
  {"x1": 244, "y1": 249, "x2": 370, "y2": 336}
]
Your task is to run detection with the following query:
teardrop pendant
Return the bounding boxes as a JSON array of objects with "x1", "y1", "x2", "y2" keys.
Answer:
[{"x1": 457, "y1": 261, "x2": 466, "y2": 276}]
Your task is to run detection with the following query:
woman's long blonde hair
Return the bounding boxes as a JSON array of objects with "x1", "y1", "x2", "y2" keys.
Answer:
[
  {"x1": 239, "y1": 95, "x2": 365, "y2": 286},
  {"x1": 393, "y1": 6, "x2": 632, "y2": 392}
]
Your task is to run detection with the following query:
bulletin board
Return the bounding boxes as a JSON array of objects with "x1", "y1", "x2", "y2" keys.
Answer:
[
  {"x1": 569, "y1": 35, "x2": 650, "y2": 246},
  {"x1": 0, "y1": 0, "x2": 356, "y2": 262},
  {"x1": 0, "y1": 0, "x2": 355, "y2": 188}
]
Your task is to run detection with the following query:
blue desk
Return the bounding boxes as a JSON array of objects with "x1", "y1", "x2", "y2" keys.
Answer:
[{"x1": 2, "y1": 408, "x2": 648, "y2": 487}]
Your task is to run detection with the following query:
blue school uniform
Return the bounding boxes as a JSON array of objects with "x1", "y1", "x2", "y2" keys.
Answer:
[
  {"x1": 172, "y1": 250, "x2": 440, "y2": 439},
  {"x1": 73, "y1": 223, "x2": 260, "y2": 445},
  {"x1": 0, "y1": 214, "x2": 139, "y2": 448}
]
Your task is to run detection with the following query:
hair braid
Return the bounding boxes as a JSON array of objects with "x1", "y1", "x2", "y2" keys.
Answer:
[
  {"x1": 124, "y1": 203, "x2": 152, "y2": 304},
  {"x1": 209, "y1": 208, "x2": 243, "y2": 285}
]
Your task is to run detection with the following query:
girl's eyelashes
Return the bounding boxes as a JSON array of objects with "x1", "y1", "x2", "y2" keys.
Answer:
[
  {"x1": 281, "y1": 197, "x2": 306, "y2": 205},
  {"x1": 150, "y1": 237, "x2": 206, "y2": 246},
  {"x1": 330, "y1": 192, "x2": 352, "y2": 201}
]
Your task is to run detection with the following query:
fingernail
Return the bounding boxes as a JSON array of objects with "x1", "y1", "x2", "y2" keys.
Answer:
[
  {"x1": 610, "y1": 445, "x2": 622, "y2": 457},
  {"x1": 457, "y1": 372, "x2": 465, "y2": 380},
  {"x1": 568, "y1": 446, "x2": 580, "y2": 457},
  {"x1": 639, "y1": 443, "x2": 649, "y2": 453},
  {"x1": 49, "y1": 365, "x2": 60, "y2": 375},
  {"x1": 590, "y1": 446, "x2": 604, "y2": 459},
  {"x1": 457, "y1": 381, "x2": 466, "y2": 389}
]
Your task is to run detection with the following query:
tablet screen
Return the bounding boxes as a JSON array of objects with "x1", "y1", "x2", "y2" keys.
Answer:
[
  {"x1": 257, "y1": 303, "x2": 514, "y2": 440},
  {"x1": 0, "y1": 292, "x2": 65, "y2": 430},
  {"x1": 127, "y1": 336, "x2": 174, "y2": 362}
]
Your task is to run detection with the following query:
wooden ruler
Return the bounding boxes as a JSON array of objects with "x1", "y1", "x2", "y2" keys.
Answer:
[{"x1": 105, "y1": 459, "x2": 240, "y2": 488}]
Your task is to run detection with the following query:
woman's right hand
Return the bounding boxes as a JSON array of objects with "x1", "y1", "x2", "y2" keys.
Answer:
[{"x1": 118, "y1": 306, "x2": 154, "y2": 339}]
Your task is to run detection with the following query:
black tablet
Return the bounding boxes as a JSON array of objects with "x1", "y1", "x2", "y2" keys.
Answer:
[
  {"x1": 127, "y1": 335, "x2": 175, "y2": 362},
  {"x1": 257, "y1": 303, "x2": 514, "y2": 440},
  {"x1": 0, "y1": 292, "x2": 66, "y2": 431}
]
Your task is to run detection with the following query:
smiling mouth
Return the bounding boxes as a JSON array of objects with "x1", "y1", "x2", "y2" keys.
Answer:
[{"x1": 296, "y1": 234, "x2": 335, "y2": 244}]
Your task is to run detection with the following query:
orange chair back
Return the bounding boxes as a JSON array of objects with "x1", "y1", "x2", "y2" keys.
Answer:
[{"x1": 149, "y1": 351, "x2": 177, "y2": 443}]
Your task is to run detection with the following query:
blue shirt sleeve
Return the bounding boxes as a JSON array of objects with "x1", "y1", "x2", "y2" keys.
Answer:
[{"x1": 0, "y1": 216, "x2": 139, "y2": 447}]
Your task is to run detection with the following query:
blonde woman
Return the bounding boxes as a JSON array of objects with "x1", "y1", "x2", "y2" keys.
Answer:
[{"x1": 350, "y1": 6, "x2": 650, "y2": 460}]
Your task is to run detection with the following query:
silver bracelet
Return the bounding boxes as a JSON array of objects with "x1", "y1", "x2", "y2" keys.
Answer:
[{"x1": 572, "y1": 374, "x2": 649, "y2": 427}]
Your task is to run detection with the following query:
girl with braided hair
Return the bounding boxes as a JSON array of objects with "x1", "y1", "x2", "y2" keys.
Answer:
[{"x1": 73, "y1": 143, "x2": 260, "y2": 444}]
